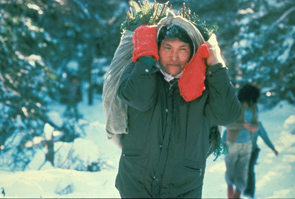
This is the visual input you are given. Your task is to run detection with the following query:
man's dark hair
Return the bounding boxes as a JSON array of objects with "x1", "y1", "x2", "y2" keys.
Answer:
[
  {"x1": 158, "y1": 24, "x2": 194, "y2": 57},
  {"x1": 238, "y1": 84, "x2": 260, "y2": 106}
]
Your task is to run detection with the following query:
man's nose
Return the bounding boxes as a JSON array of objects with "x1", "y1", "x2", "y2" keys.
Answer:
[{"x1": 169, "y1": 50, "x2": 179, "y2": 61}]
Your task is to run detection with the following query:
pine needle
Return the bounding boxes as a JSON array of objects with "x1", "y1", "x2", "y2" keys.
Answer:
[{"x1": 152, "y1": 3, "x2": 160, "y2": 24}]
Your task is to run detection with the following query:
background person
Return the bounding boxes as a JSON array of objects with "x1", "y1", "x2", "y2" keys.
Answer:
[
  {"x1": 224, "y1": 84, "x2": 260, "y2": 199},
  {"x1": 64, "y1": 75, "x2": 82, "y2": 120},
  {"x1": 243, "y1": 121, "x2": 279, "y2": 198}
]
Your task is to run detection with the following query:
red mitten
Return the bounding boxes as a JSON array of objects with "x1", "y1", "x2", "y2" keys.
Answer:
[
  {"x1": 178, "y1": 43, "x2": 210, "y2": 101},
  {"x1": 132, "y1": 25, "x2": 159, "y2": 62}
]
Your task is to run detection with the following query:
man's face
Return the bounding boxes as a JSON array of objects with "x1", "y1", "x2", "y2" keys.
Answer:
[{"x1": 159, "y1": 39, "x2": 192, "y2": 76}]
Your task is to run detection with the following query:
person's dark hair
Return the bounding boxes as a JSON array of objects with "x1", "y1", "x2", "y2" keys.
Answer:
[
  {"x1": 158, "y1": 24, "x2": 194, "y2": 58},
  {"x1": 238, "y1": 84, "x2": 260, "y2": 106}
]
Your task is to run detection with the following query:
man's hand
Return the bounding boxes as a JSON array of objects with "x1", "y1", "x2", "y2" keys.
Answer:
[
  {"x1": 132, "y1": 25, "x2": 159, "y2": 62},
  {"x1": 206, "y1": 34, "x2": 226, "y2": 67},
  {"x1": 243, "y1": 121, "x2": 259, "y2": 133}
]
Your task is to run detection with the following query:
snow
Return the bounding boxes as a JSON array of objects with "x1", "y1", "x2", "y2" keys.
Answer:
[
  {"x1": 245, "y1": 61, "x2": 257, "y2": 70},
  {"x1": 0, "y1": 94, "x2": 294, "y2": 198},
  {"x1": 44, "y1": 123, "x2": 54, "y2": 140},
  {"x1": 66, "y1": 60, "x2": 79, "y2": 72},
  {"x1": 277, "y1": 37, "x2": 294, "y2": 64}
]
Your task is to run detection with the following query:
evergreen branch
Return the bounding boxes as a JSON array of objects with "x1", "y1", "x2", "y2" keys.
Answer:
[
  {"x1": 152, "y1": 3, "x2": 160, "y2": 24},
  {"x1": 120, "y1": 0, "x2": 218, "y2": 40},
  {"x1": 159, "y1": 1, "x2": 169, "y2": 18},
  {"x1": 268, "y1": 6, "x2": 295, "y2": 31},
  {"x1": 182, "y1": 2, "x2": 185, "y2": 17}
]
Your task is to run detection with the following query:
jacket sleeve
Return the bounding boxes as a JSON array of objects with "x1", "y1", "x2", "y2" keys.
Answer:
[
  {"x1": 117, "y1": 59, "x2": 157, "y2": 111},
  {"x1": 258, "y1": 121, "x2": 275, "y2": 150},
  {"x1": 204, "y1": 63, "x2": 241, "y2": 125},
  {"x1": 226, "y1": 122, "x2": 244, "y2": 131}
]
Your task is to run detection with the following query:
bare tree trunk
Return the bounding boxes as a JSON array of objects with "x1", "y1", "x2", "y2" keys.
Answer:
[
  {"x1": 45, "y1": 135, "x2": 54, "y2": 166},
  {"x1": 88, "y1": 63, "x2": 93, "y2": 105},
  {"x1": 87, "y1": 46, "x2": 95, "y2": 105},
  {"x1": 44, "y1": 123, "x2": 55, "y2": 166}
]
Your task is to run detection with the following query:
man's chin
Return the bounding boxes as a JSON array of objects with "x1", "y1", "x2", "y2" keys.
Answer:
[
  {"x1": 160, "y1": 66, "x2": 182, "y2": 76},
  {"x1": 169, "y1": 71, "x2": 182, "y2": 77},
  {"x1": 166, "y1": 67, "x2": 182, "y2": 76}
]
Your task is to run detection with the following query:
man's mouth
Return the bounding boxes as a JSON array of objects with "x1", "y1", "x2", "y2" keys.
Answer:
[{"x1": 167, "y1": 64, "x2": 181, "y2": 67}]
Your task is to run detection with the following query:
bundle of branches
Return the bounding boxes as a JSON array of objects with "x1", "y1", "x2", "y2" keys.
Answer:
[
  {"x1": 120, "y1": 0, "x2": 170, "y2": 31},
  {"x1": 120, "y1": 0, "x2": 218, "y2": 41},
  {"x1": 208, "y1": 125, "x2": 229, "y2": 161},
  {"x1": 177, "y1": 3, "x2": 218, "y2": 41}
]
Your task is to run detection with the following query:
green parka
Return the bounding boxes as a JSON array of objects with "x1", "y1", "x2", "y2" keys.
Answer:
[{"x1": 116, "y1": 59, "x2": 241, "y2": 198}]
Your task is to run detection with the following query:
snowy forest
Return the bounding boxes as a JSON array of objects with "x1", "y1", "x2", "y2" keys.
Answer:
[{"x1": 0, "y1": 0, "x2": 295, "y2": 198}]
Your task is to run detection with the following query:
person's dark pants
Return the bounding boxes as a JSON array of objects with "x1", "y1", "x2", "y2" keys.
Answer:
[
  {"x1": 65, "y1": 101, "x2": 79, "y2": 120},
  {"x1": 244, "y1": 147, "x2": 260, "y2": 197}
]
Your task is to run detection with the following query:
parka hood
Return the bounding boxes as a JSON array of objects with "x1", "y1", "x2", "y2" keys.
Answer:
[{"x1": 157, "y1": 12, "x2": 206, "y2": 57}]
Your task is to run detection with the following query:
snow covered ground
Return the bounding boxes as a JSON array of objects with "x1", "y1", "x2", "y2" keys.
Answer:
[{"x1": 0, "y1": 93, "x2": 294, "y2": 198}]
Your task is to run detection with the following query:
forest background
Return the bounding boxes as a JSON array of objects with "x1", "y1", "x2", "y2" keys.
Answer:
[{"x1": 0, "y1": 0, "x2": 294, "y2": 172}]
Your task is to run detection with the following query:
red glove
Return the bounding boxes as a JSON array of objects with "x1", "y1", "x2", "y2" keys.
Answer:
[
  {"x1": 178, "y1": 43, "x2": 210, "y2": 101},
  {"x1": 132, "y1": 25, "x2": 159, "y2": 62}
]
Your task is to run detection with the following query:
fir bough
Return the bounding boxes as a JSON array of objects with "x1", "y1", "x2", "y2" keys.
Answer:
[
  {"x1": 120, "y1": 0, "x2": 170, "y2": 32},
  {"x1": 120, "y1": 1, "x2": 218, "y2": 41},
  {"x1": 177, "y1": 3, "x2": 218, "y2": 41},
  {"x1": 209, "y1": 125, "x2": 229, "y2": 161}
]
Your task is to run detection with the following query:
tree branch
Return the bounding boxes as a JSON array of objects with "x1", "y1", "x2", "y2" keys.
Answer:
[{"x1": 268, "y1": 6, "x2": 295, "y2": 30}]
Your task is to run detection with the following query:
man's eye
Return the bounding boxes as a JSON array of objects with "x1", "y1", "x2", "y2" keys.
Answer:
[
  {"x1": 180, "y1": 48, "x2": 187, "y2": 51},
  {"x1": 164, "y1": 47, "x2": 171, "y2": 50}
]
